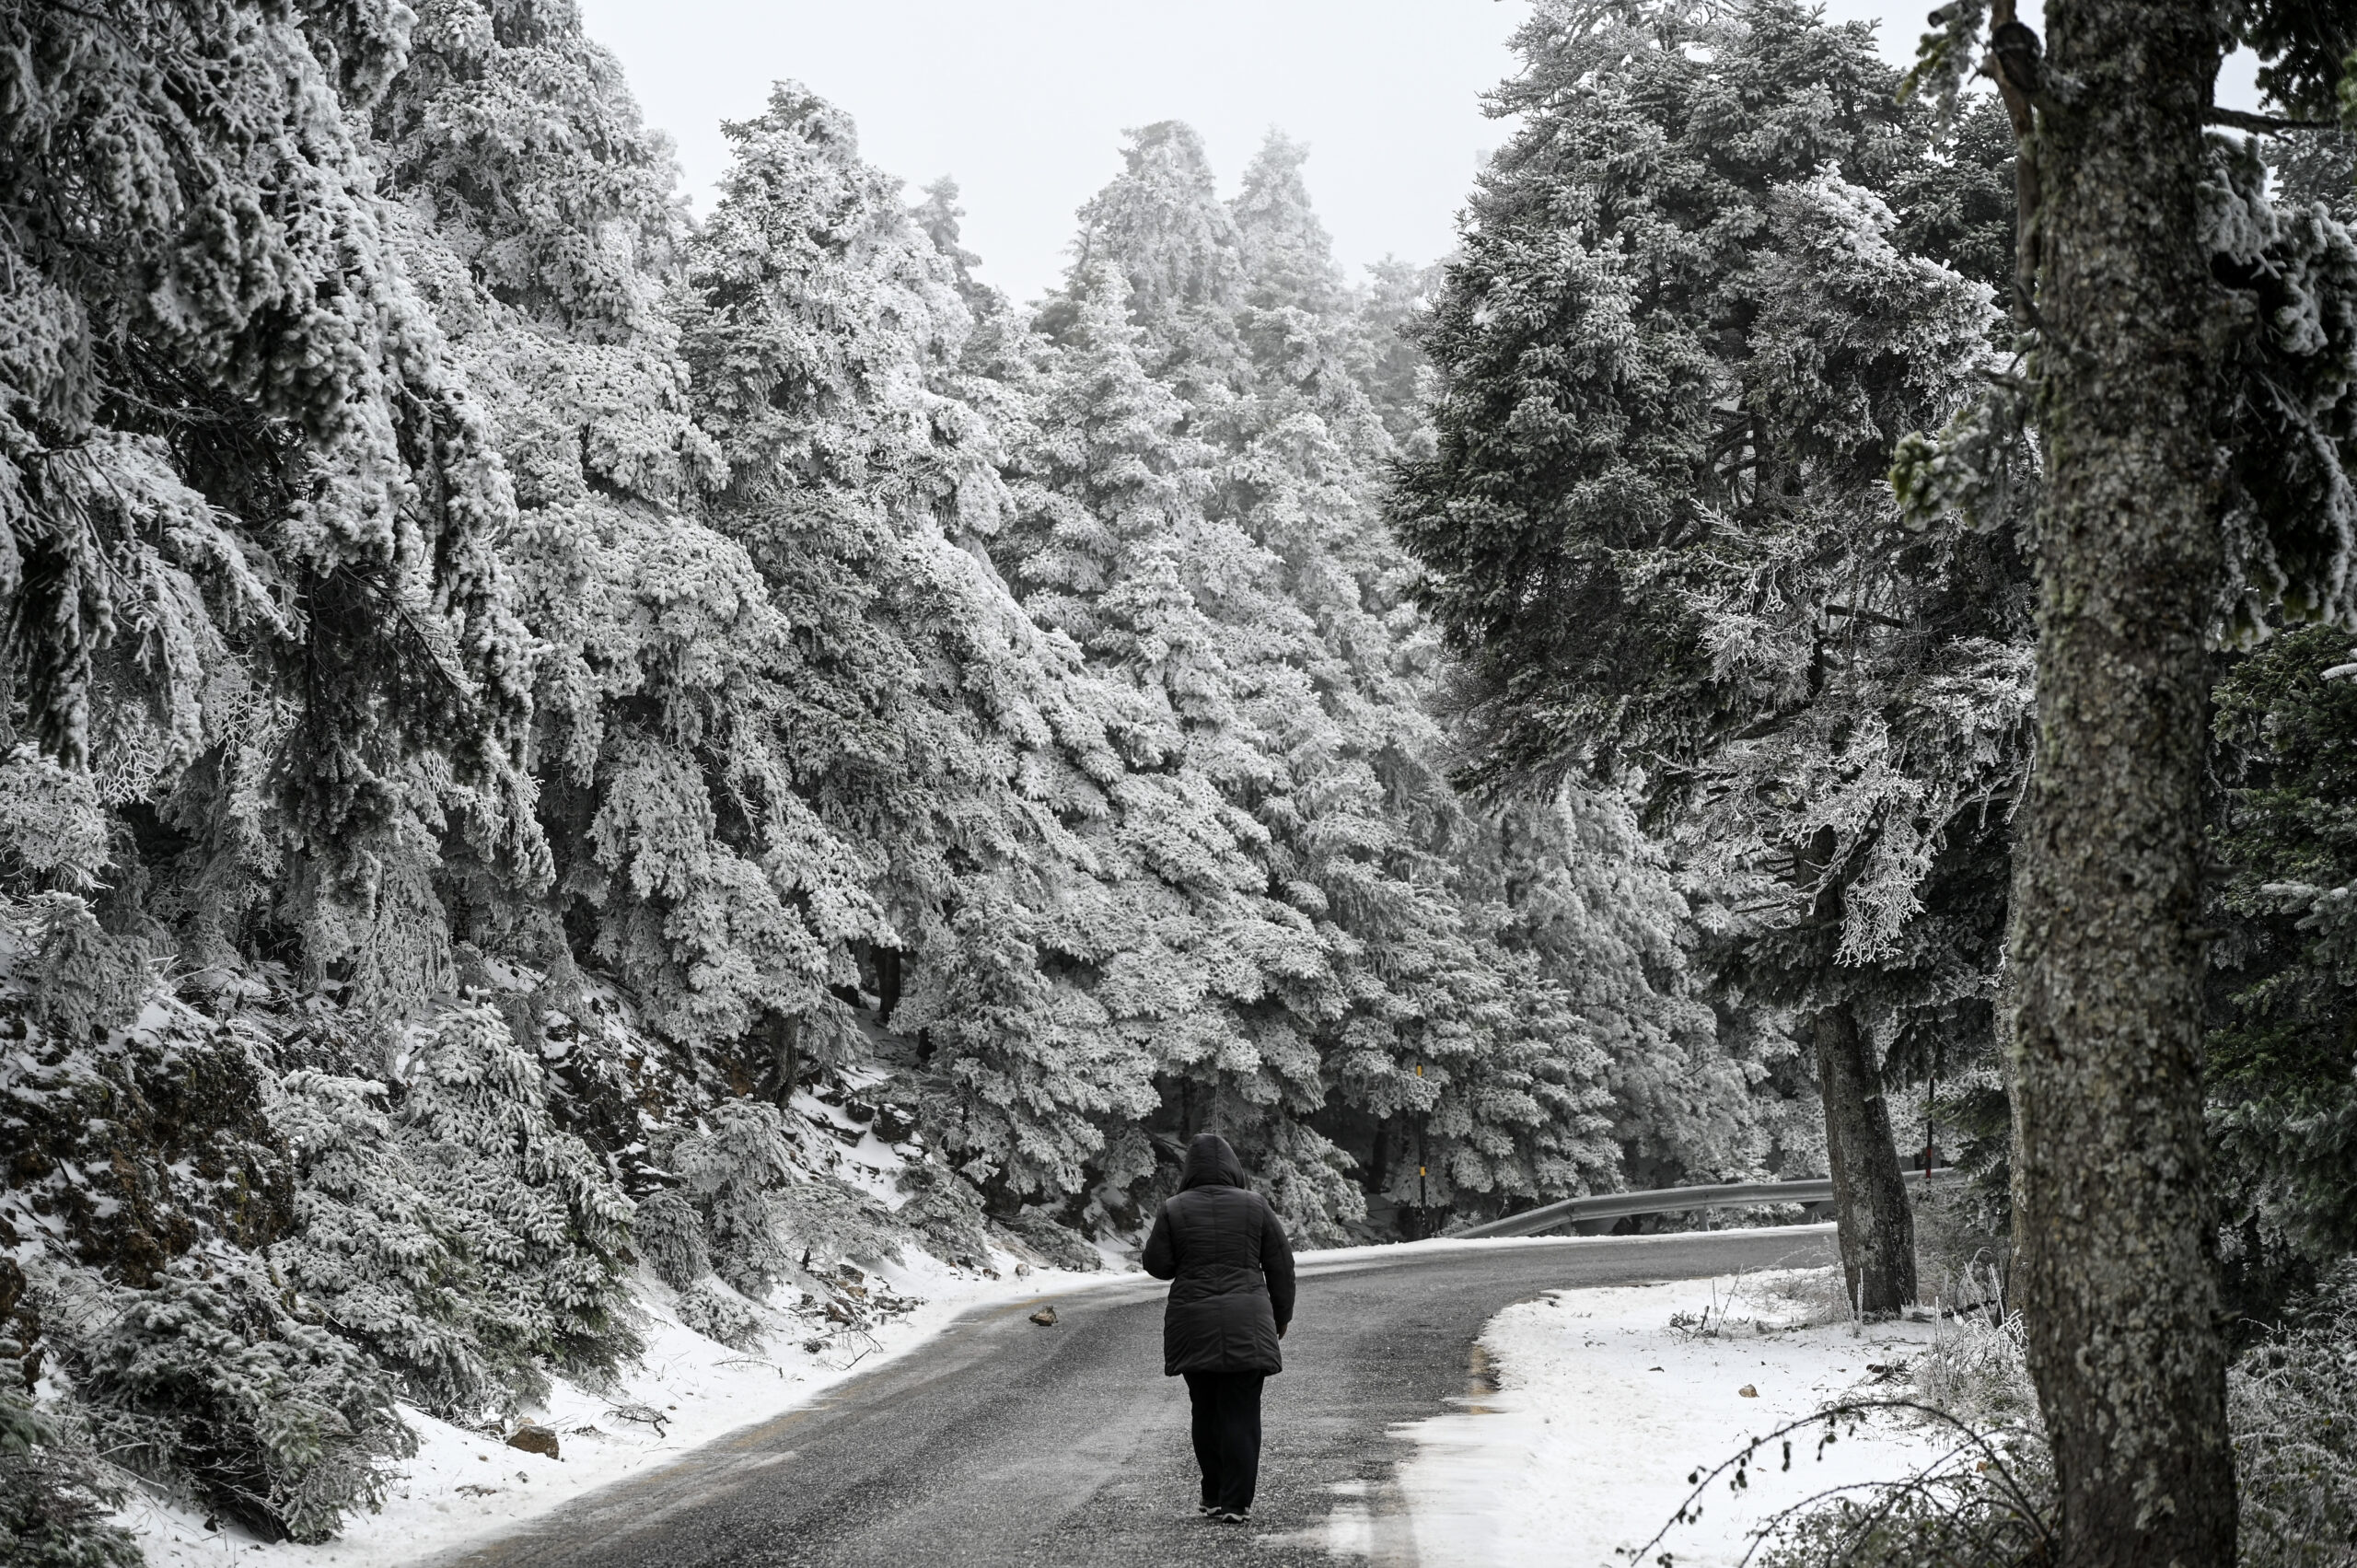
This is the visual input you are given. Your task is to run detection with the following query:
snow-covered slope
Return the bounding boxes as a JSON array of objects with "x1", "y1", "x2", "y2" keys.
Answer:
[{"x1": 117, "y1": 1249, "x2": 1096, "y2": 1568}]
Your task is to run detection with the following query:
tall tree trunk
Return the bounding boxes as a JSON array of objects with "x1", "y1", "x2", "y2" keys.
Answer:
[
  {"x1": 2007, "y1": 2, "x2": 2236, "y2": 1562},
  {"x1": 1800, "y1": 830, "x2": 1918, "y2": 1316},
  {"x1": 1814, "y1": 1003, "x2": 1917, "y2": 1316}
]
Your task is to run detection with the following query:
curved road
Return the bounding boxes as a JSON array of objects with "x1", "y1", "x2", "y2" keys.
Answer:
[{"x1": 442, "y1": 1227, "x2": 1832, "y2": 1568}]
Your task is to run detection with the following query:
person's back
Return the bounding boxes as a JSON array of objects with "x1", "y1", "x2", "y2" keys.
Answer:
[{"x1": 1142, "y1": 1132, "x2": 1295, "y2": 1524}]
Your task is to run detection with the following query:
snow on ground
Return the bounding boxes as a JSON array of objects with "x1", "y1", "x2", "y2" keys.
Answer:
[
  {"x1": 1394, "y1": 1265, "x2": 1950, "y2": 1568},
  {"x1": 114, "y1": 1248, "x2": 1104, "y2": 1568}
]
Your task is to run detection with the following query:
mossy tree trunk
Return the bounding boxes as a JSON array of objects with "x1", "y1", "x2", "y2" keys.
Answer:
[
  {"x1": 1814, "y1": 1003, "x2": 1917, "y2": 1316},
  {"x1": 2005, "y1": 1, "x2": 2237, "y2": 1562},
  {"x1": 1802, "y1": 831, "x2": 1918, "y2": 1317}
]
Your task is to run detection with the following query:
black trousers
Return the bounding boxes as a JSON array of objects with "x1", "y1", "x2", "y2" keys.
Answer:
[{"x1": 1182, "y1": 1370, "x2": 1266, "y2": 1512}]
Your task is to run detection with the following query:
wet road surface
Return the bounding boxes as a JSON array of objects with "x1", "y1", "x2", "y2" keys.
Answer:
[{"x1": 440, "y1": 1226, "x2": 1833, "y2": 1568}]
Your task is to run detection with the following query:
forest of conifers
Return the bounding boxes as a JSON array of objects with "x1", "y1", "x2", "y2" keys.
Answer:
[{"x1": 3, "y1": 0, "x2": 2354, "y2": 1559}]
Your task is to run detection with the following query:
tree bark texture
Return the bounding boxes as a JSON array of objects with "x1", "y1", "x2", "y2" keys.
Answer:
[
  {"x1": 1813, "y1": 1004, "x2": 1917, "y2": 1316},
  {"x1": 1800, "y1": 830, "x2": 1919, "y2": 1317},
  {"x1": 2009, "y1": 2, "x2": 2236, "y2": 1562}
]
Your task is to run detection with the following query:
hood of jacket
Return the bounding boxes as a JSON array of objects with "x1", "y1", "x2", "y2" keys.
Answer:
[{"x1": 1178, "y1": 1132, "x2": 1247, "y2": 1191}]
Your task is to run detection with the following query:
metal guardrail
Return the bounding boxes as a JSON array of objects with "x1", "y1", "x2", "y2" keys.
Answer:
[{"x1": 1453, "y1": 1166, "x2": 1964, "y2": 1239}]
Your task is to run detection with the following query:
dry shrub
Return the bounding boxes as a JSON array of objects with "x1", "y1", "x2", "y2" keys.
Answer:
[
  {"x1": 1914, "y1": 1308, "x2": 2040, "y2": 1433},
  {"x1": 1783, "y1": 1238, "x2": 1872, "y2": 1333},
  {"x1": 1647, "y1": 1401, "x2": 2053, "y2": 1568},
  {"x1": 1728, "y1": 1261, "x2": 2357, "y2": 1568},
  {"x1": 2234, "y1": 1261, "x2": 2357, "y2": 1568},
  {"x1": 1912, "y1": 1177, "x2": 2012, "y2": 1318}
]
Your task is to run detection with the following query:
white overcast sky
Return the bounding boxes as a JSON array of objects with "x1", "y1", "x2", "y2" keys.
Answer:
[{"x1": 575, "y1": 0, "x2": 2264, "y2": 306}]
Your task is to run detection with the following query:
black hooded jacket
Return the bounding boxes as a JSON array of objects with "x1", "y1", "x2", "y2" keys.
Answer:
[{"x1": 1141, "y1": 1133, "x2": 1296, "y2": 1376}]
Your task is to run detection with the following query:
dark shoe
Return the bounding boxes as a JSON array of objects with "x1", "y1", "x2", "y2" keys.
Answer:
[{"x1": 1212, "y1": 1509, "x2": 1250, "y2": 1524}]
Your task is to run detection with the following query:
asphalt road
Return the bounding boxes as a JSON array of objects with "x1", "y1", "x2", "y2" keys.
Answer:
[{"x1": 441, "y1": 1227, "x2": 1834, "y2": 1568}]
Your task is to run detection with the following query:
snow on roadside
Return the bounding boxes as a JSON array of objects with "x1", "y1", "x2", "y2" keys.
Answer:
[
  {"x1": 1396, "y1": 1268, "x2": 1950, "y2": 1568},
  {"x1": 114, "y1": 1248, "x2": 1107, "y2": 1568}
]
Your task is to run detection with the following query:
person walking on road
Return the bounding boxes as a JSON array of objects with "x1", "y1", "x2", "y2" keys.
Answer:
[{"x1": 1142, "y1": 1132, "x2": 1296, "y2": 1524}]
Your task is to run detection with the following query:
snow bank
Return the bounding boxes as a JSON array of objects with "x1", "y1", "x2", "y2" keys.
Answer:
[
  {"x1": 1396, "y1": 1268, "x2": 1950, "y2": 1568},
  {"x1": 114, "y1": 1249, "x2": 1099, "y2": 1568}
]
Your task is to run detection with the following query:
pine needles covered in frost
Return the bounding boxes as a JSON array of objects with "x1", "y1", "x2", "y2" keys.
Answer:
[
  {"x1": 277, "y1": 999, "x2": 643, "y2": 1413},
  {"x1": 393, "y1": 1005, "x2": 640, "y2": 1386},
  {"x1": 42, "y1": 1261, "x2": 414, "y2": 1545},
  {"x1": 996, "y1": 1206, "x2": 1105, "y2": 1273},
  {"x1": 774, "y1": 1179, "x2": 911, "y2": 1272},
  {"x1": 271, "y1": 1069, "x2": 495, "y2": 1415},
  {"x1": 661, "y1": 1099, "x2": 911, "y2": 1301},
  {"x1": 632, "y1": 1191, "x2": 713, "y2": 1294},
  {"x1": 891, "y1": 1163, "x2": 993, "y2": 1268},
  {"x1": 670, "y1": 1280, "x2": 769, "y2": 1352},
  {"x1": 0, "y1": 1381, "x2": 142, "y2": 1568}
]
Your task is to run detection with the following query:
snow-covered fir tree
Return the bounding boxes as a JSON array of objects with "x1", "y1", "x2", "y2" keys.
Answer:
[{"x1": 1392, "y1": 0, "x2": 2038, "y2": 1308}]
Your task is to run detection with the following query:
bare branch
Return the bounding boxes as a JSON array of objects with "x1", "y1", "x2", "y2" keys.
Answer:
[
  {"x1": 2204, "y1": 107, "x2": 2341, "y2": 134},
  {"x1": 1826, "y1": 603, "x2": 1911, "y2": 633}
]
